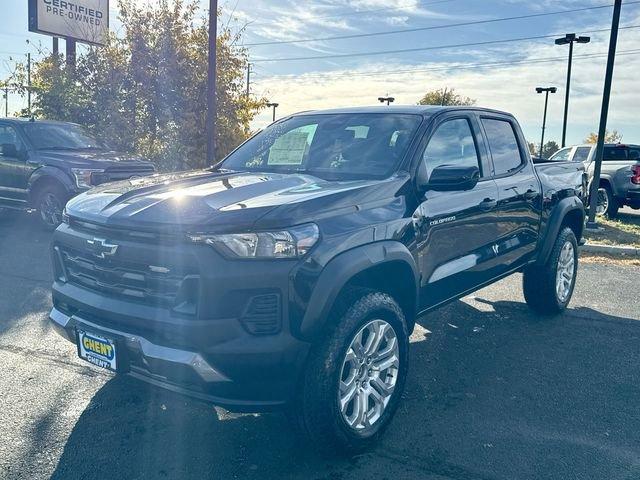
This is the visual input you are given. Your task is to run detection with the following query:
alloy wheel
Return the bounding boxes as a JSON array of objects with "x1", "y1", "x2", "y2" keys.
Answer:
[
  {"x1": 40, "y1": 192, "x2": 63, "y2": 227},
  {"x1": 338, "y1": 319, "x2": 400, "y2": 432},
  {"x1": 595, "y1": 188, "x2": 609, "y2": 216},
  {"x1": 556, "y1": 241, "x2": 575, "y2": 303}
]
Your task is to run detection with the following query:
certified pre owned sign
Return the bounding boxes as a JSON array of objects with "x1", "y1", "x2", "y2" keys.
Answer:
[{"x1": 29, "y1": 0, "x2": 109, "y2": 46}]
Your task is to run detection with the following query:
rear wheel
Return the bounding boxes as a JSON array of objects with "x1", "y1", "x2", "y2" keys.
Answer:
[
  {"x1": 523, "y1": 227, "x2": 578, "y2": 315},
  {"x1": 595, "y1": 185, "x2": 619, "y2": 218},
  {"x1": 35, "y1": 184, "x2": 67, "y2": 230},
  {"x1": 291, "y1": 289, "x2": 409, "y2": 453}
]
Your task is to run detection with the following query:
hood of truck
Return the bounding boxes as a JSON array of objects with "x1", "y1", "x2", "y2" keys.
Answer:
[
  {"x1": 36, "y1": 149, "x2": 154, "y2": 169},
  {"x1": 65, "y1": 169, "x2": 406, "y2": 232}
]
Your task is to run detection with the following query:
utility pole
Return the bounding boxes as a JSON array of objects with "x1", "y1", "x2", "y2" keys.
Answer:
[
  {"x1": 27, "y1": 53, "x2": 31, "y2": 116},
  {"x1": 206, "y1": 0, "x2": 218, "y2": 165},
  {"x1": 52, "y1": 37, "x2": 59, "y2": 57},
  {"x1": 4, "y1": 88, "x2": 8, "y2": 117},
  {"x1": 246, "y1": 63, "x2": 251, "y2": 98},
  {"x1": 535, "y1": 87, "x2": 557, "y2": 158},
  {"x1": 441, "y1": 87, "x2": 448, "y2": 106},
  {"x1": 555, "y1": 33, "x2": 590, "y2": 147},
  {"x1": 587, "y1": 0, "x2": 622, "y2": 229}
]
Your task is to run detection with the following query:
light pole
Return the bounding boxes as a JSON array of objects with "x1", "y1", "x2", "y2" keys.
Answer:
[
  {"x1": 378, "y1": 96, "x2": 395, "y2": 106},
  {"x1": 266, "y1": 102, "x2": 279, "y2": 122},
  {"x1": 555, "y1": 33, "x2": 590, "y2": 148},
  {"x1": 535, "y1": 87, "x2": 557, "y2": 158},
  {"x1": 587, "y1": 0, "x2": 622, "y2": 228},
  {"x1": 206, "y1": 0, "x2": 218, "y2": 165}
]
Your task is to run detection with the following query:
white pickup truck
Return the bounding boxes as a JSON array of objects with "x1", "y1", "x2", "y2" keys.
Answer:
[{"x1": 548, "y1": 143, "x2": 640, "y2": 217}]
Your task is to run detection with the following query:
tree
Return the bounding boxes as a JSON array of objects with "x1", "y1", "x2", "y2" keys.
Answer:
[
  {"x1": 22, "y1": 0, "x2": 265, "y2": 171},
  {"x1": 527, "y1": 140, "x2": 559, "y2": 158},
  {"x1": 584, "y1": 129, "x2": 623, "y2": 144},
  {"x1": 417, "y1": 88, "x2": 476, "y2": 106}
]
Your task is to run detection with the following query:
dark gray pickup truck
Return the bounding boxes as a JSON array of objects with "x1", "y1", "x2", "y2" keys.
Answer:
[
  {"x1": 50, "y1": 106, "x2": 586, "y2": 452},
  {"x1": 548, "y1": 143, "x2": 640, "y2": 217},
  {"x1": 0, "y1": 118, "x2": 155, "y2": 228}
]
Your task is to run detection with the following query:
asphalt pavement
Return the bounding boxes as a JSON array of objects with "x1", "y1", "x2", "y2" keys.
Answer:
[{"x1": 1, "y1": 210, "x2": 639, "y2": 480}]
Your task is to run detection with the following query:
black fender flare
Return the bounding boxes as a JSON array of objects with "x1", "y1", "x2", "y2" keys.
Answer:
[
  {"x1": 536, "y1": 196, "x2": 584, "y2": 266},
  {"x1": 298, "y1": 241, "x2": 419, "y2": 340},
  {"x1": 27, "y1": 167, "x2": 77, "y2": 206}
]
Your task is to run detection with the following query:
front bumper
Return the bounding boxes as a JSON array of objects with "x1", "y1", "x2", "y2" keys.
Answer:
[{"x1": 50, "y1": 304, "x2": 310, "y2": 411}]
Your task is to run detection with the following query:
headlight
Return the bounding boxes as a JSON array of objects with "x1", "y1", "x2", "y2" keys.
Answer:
[
  {"x1": 71, "y1": 168, "x2": 105, "y2": 189},
  {"x1": 188, "y1": 223, "x2": 319, "y2": 259}
]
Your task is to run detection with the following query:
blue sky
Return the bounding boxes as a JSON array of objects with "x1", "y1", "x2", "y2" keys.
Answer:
[{"x1": 2, "y1": 0, "x2": 640, "y2": 148}]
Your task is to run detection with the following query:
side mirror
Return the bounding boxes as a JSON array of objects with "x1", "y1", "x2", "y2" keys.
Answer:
[
  {"x1": 422, "y1": 164, "x2": 480, "y2": 192},
  {"x1": 0, "y1": 143, "x2": 21, "y2": 159}
]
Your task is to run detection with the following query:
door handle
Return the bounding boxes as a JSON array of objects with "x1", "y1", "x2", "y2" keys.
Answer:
[
  {"x1": 525, "y1": 189, "x2": 538, "y2": 200},
  {"x1": 479, "y1": 197, "x2": 497, "y2": 211}
]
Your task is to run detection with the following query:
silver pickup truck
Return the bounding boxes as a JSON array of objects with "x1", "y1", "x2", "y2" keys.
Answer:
[{"x1": 548, "y1": 143, "x2": 640, "y2": 217}]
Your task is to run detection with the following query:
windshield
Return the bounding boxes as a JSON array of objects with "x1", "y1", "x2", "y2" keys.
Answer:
[
  {"x1": 22, "y1": 123, "x2": 106, "y2": 150},
  {"x1": 220, "y1": 113, "x2": 423, "y2": 180}
]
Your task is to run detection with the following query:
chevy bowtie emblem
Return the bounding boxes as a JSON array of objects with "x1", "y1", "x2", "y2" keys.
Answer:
[{"x1": 86, "y1": 238, "x2": 119, "y2": 259}]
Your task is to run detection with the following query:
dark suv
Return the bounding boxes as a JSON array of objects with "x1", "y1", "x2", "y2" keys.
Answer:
[
  {"x1": 49, "y1": 106, "x2": 585, "y2": 451},
  {"x1": 0, "y1": 118, "x2": 155, "y2": 228}
]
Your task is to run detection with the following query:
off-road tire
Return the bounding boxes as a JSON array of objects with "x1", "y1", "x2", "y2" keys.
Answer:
[
  {"x1": 290, "y1": 288, "x2": 409, "y2": 454},
  {"x1": 600, "y1": 185, "x2": 619, "y2": 218},
  {"x1": 523, "y1": 227, "x2": 578, "y2": 315}
]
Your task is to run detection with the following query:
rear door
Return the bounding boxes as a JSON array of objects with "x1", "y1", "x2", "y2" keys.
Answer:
[
  {"x1": 479, "y1": 115, "x2": 541, "y2": 271},
  {"x1": 412, "y1": 112, "x2": 500, "y2": 309}
]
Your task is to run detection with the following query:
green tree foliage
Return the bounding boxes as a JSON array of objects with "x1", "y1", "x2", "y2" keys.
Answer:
[
  {"x1": 528, "y1": 141, "x2": 560, "y2": 158},
  {"x1": 584, "y1": 129, "x2": 623, "y2": 144},
  {"x1": 417, "y1": 88, "x2": 476, "y2": 106},
  {"x1": 24, "y1": 0, "x2": 265, "y2": 170}
]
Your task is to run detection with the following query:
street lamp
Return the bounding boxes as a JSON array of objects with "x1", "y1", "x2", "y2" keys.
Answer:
[
  {"x1": 535, "y1": 87, "x2": 557, "y2": 159},
  {"x1": 555, "y1": 33, "x2": 590, "y2": 147},
  {"x1": 378, "y1": 96, "x2": 395, "y2": 106},
  {"x1": 266, "y1": 102, "x2": 279, "y2": 122}
]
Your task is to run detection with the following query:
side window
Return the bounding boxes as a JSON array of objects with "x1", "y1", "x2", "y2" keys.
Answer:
[
  {"x1": 603, "y1": 146, "x2": 628, "y2": 161},
  {"x1": 481, "y1": 118, "x2": 523, "y2": 175},
  {"x1": 423, "y1": 118, "x2": 481, "y2": 179},
  {"x1": 573, "y1": 147, "x2": 592, "y2": 162},
  {"x1": 549, "y1": 147, "x2": 571, "y2": 162},
  {"x1": 0, "y1": 125, "x2": 25, "y2": 158}
]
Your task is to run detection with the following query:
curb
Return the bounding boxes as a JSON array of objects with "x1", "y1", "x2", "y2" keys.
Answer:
[{"x1": 580, "y1": 243, "x2": 640, "y2": 256}]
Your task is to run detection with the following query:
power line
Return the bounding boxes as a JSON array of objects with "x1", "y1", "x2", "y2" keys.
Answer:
[
  {"x1": 245, "y1": 1, "x2": 639, "y2": 47},
  {"x1": 251, "y1": 24, "x2": 640, "y2": 63},
  {"x1": 245, "y1": 0, "x2": 460, "y2": 27},
  {"x1": 253, "y1": 49, "x2": 640, "y2": 81}
]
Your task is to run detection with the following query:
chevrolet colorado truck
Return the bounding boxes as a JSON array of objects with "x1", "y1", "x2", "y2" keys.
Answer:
[
  {"x1": 49, "y1": 106, "x2": 585, "y2": 451},
  {"x1": 548, "y1": 143, "x2": 640, "y2": 217},
  {"x1": 0, "y1": 118, "x2": 155, "y2": 229}
]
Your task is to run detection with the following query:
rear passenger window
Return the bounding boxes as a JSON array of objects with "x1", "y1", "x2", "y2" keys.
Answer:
[
  {"x1": 423, "y1": 119, "x2": 481, "y2": 179},
  {"x1": 481, "y1": 118, "x2": 523, "y2": 175},
  {"x1": 573, "y1": 147, "x2": 592, "y2": 162}
]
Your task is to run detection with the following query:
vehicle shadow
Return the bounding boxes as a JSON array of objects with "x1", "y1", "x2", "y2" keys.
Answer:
[{"x1": 46, "y1": 297, "x2": 640, "y2": 480}]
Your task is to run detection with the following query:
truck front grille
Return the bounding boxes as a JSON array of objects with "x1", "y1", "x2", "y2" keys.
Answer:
[{"x1": 58, "y1": 246, "x2": 198, "y2": 309}]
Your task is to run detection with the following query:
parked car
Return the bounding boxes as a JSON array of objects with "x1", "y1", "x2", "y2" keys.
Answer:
[
  {"x1": 49, "y1": 106, "x2": 585, "y2": 452},
  {"x1": 0, "y1": 118, "x2": 156, "y2": 229},
  {"x1": 548, "y1": 143, "x2": 640, "y2": 217}
]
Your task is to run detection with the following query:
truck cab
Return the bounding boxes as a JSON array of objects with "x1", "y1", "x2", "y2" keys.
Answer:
[{"x1": 0, "y1": 118, "x2": 156, "y2": 228}]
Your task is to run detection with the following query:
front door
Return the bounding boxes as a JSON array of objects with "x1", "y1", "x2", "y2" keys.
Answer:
[
  {"x1": 0, "y1": 124, "x2": 29, "y2": 204},
  {"x1": 412, "y1": 115, "x2": 500, "y2": 310}
]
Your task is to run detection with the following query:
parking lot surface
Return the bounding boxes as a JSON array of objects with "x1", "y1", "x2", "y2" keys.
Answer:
[{"x1": 1, "y1": 210, "x2": 639, "y2": 480}]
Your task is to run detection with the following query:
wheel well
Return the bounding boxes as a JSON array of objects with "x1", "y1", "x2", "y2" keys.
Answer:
[
  {"x1": 28, "y1": 176, "x2": 68, "y2": 206},
  {"x1": 562, "y1": 208, "x2": 584, "y2": 242},
  {"x1": 341, "y1": 261, "x2": 417, "y2": 331},
  {"x1": 598, "y1": 178, "x2": 612, "y2": 191}
]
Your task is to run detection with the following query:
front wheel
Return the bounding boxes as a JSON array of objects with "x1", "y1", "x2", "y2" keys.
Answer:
[
  {"x1": 523, "y1": 227, "x2": 578, "y2": 315},
  {"x1": 35, "y1": 184, "x2": 67, "y2": 230},
  {"x1": 291, "y1": 289, "x2": 409, "y2": 453}
]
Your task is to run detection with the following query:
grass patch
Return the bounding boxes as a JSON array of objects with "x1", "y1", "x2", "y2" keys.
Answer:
[{"x1": 583, "y1": 212, "x2": 640, "y2": 247}]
